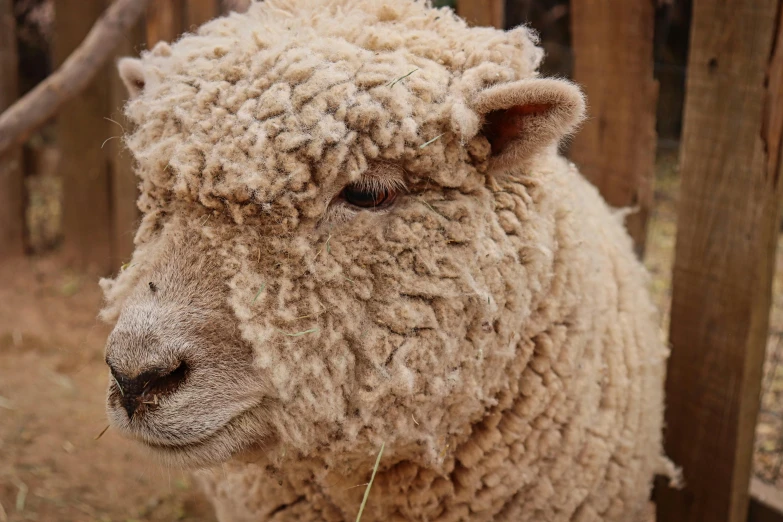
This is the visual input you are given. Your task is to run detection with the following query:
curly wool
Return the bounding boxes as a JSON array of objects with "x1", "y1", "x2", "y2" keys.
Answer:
[
  {"x1": 113, "y1": 0, "x2": 546, "y2": 231},
  {"x1": 101, "y1": 1, "x2": 676, "y2": 520}
]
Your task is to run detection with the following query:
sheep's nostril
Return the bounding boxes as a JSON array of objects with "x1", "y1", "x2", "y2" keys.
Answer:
[{"x1": 109, "y1": 361, "x2": 189, "y2": 418}]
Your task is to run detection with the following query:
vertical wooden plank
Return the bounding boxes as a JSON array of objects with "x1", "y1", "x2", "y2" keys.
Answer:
[
  {"x1": 0, "y1": 0, "x2": 25, "y2": 258},
  {"x1": 655, "y1": 1, "x2": 783, "y2": 521},
  {"x1": 457, "y1": 0, "x2": 504, "y2": 28},
  {"x1": 54, "y1": 0, "x2": 113, "y2": 273},
  {"x1": 108, "y1": 11, "x2": 145, "y2": 269},
  {"x1": 185, "y1": 0, "x2": 220, "y2": 31},
  {"x1": 569, "y1": 0, "x2": 657, "y2": 257},
  {"x1": 146, "y1": 0, "x2": 185, "y2": 47},
  {"x1": 504, "y1": 0, "x2": 533, "y2": 28}
]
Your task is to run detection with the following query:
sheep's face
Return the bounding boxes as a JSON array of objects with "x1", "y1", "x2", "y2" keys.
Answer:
[
  {"x1": 104, "y1": 235, "x2": 272, "y2": 466},
  {"x1": 101, "y1": 1, "x2": 585, "y2": 470}
]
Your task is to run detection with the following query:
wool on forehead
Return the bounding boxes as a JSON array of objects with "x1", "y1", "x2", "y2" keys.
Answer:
[{"x1": 123, "y1": 0, "x2": 544, "y2": 230}]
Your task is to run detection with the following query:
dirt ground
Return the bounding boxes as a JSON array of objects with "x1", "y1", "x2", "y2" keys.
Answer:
[
  {"x1": 1, "y1": 149, "x2": 782, "y2": 521},
  {"x1": 0, "y1": 256, "x2": 216, "y2": 522}
]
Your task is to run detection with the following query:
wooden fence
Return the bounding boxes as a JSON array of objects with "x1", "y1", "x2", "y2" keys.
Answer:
[
  {"x1": 1, "y1": 1, "x2": 783, "y2": 521},
  {"x1": 0, "y1": 0, "x2": 24, "y2": 258}
]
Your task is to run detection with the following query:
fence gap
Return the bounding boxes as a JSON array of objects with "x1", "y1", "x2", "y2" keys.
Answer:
[
  {"x1": 655, "y1": 0, "x2": 783, "y2": 520},
  {"x1": 0, "y1": 0, "x2": 25, "y2": 258},
  {"x1": 569, "y1": 0, "x2": 658, "y2": 257}
]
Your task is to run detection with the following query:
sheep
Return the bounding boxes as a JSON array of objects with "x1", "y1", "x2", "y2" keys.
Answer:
[{"x1": 100, "y1": 1, "x2": 678, "y2": 520}]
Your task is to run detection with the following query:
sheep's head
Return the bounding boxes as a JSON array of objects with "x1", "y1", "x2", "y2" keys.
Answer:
[{"x1": 101, "y1": 0, "x2": 585, "y2": 470}]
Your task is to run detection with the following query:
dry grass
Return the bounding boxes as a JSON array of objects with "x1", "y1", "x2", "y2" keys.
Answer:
[
  {"x1": 419, "y1": 133, "x2": 445, "y2": 149},
  {"x1": 387, "y1": 68, "x2": 419, "y2": 88},
  {"x1": 355, "y1": 442, "x2": 385, "y2": 522}
]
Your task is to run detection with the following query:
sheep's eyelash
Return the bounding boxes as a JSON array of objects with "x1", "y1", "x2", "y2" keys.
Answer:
[
  {"x1": 344, "y1": 175, "x2": 408, "y2": 195},
  {"x1": 318, "y1": 175, "x2": 406, "y2": 228}
]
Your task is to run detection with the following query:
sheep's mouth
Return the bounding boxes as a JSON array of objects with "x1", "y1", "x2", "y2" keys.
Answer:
[{"x1": 132, "y1": 407, "x2": 268, "y2": 468}]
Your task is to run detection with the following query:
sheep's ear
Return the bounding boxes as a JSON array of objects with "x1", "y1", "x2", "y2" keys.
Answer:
[
  {"x1": 118, "y1": 57, "x2": 145, "y2": 100},
  {"x1": 471, "y1": 78, "x2": 586, "y2": 167}
]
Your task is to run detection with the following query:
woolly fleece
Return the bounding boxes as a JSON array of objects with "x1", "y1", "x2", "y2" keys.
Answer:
[{"x1": 101, "y1": 0, "x2": 676, "y2": 520}]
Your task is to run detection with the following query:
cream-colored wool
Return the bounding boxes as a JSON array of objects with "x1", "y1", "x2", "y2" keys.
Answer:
[{"x1": 100, "y1": 1, "x2": 677, "y2": 520}]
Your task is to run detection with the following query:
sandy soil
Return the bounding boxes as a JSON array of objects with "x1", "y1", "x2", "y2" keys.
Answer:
[{"x1": 0, "y1": 256, "x2": 216, "y2": 522}]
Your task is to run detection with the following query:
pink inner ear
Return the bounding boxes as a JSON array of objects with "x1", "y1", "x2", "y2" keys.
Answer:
[{"x1": 483, "y1": 103, "x2": 553, "y2": 156}]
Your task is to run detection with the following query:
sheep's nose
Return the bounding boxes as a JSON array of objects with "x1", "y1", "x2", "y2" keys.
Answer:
[{"x1": 109, "y1": 362, "x2": 189, "y2": 418}]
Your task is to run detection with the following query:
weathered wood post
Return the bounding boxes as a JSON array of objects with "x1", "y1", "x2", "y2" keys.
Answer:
[
  {"x1": 456, "y1": 0, "x2": 504, "y2": 29},
  {"x1": 108, "y1": 7, "x2": 145, "y2": 269},
  {"x1": 0, "y1": 0, "x2": 25, "y2": 258},
  {"x1": 186, "y1": 0, "x2": 221, "y2": 31},
  {"x1": 655, "y1": 0, "x2": 783, "y2": 521},
  {"x1": 54, "y1": 0, "x2": 114, "y2": 273},
  {"x1": 569, "y1": 0, "x2": 658, "y2": 257},
  {"x1": 146, "y1": 0, "x2": 185, "y2": 48}
]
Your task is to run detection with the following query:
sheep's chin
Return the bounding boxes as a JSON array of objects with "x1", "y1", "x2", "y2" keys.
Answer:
[{"x1": 135, "y1": 408, "x2": 271, "y2": 469}]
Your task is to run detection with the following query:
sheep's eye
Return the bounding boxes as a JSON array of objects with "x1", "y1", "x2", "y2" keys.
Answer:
[{"x1": 341, "y1": 184, "x2": 397, "y2": 209}]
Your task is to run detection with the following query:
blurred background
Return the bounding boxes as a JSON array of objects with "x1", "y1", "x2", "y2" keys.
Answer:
[{"x1": 0, "y1": 1, "x2": 781, "y2": 521}]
